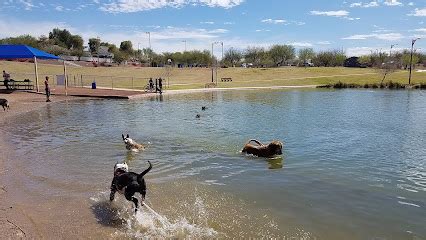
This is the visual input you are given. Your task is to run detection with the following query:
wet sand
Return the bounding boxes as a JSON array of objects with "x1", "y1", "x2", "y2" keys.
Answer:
[{"x1": 0, "y1": 91, "x2": 87, "y2": 239}]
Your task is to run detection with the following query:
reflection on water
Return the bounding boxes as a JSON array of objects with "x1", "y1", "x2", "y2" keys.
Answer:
[
  {"x1": 4, "y1": 89, "x2": 426, "y2": 239},
  {"x1": 268, "y1": 157, "x2": 284, "y2": 169}
]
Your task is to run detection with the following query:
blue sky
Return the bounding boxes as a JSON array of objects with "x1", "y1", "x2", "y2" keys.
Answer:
[{"x1": 0, "y1": 0, "x2": 425, "y2": 56}]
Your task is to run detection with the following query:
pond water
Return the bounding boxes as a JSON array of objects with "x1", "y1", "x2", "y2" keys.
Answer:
[{"x1": 3, "y1": 89, "x2": 426, "y2": 239}]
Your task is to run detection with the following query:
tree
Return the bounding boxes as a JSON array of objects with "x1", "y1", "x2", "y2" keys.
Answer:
[
  {"x1": 244, "y1": 46, "x2": 268, "y2": 67},
  {"x1": 88, "y1": 38, "x2": 101, "y2": 54},
  {"x1": 402, "y1": 53, "x2": 419, "y2": 70},
  {"x1": 268, "y1": 44, "x2": 295, "y2": 66},
  {"x1": 223, "y1": 48, "x2": 242, "y2": 67},
  {"x1": 0, "y1": 35, "x2": 38, "y2": 48},
  {"x1": 42, "y1": 45, "x2": 70, "y2": 56},
  {"x1": 358, "y1": 55, "x2": 372, "y2": 67},
  {"x1": 120, "y1": 41, "x2": 133, "y2": 53},
  {"x1": 69, "y1": 35, "x2": 83, "y2": 50},
  {"x1": 113, "y1": 51, "x2": 126, "y2": 64},
  {"x1": 380, "y1": 61, "x2": 398, "y2": 84},
  {"x1": 332, "y1": 50, "x2": 346, "y2": 67},
  {"x1": 49, "y1": 28, "x2": 74, "y2": 48},
  {"x1": 298, "y1": 48, "x2": 315, "y2": 66},
  {"x1": 313, "y1": 50, "x2": 346, "y2": 67}
]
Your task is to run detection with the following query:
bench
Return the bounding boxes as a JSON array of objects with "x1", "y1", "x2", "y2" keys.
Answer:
[
  {"x1": 205, "y1": 82, "x2": 216, "y2": 88},
  {"x1": 1, "y1": 79, "x2": 34, "y2": 90},
  {"x1": 221, "y1": 77, "x2": 232, "y2": 82}
]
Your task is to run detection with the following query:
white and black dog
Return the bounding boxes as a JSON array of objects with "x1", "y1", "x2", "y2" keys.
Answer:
[
  {"x1": 0, "y1": 98, "x2": 10, "y2": 111},
  {"x1": 110, "y1": 161, "x2": 152, "y2": 212},
  {"x1": 122, "y1": 134, "x2": 144, "y2": 151}
]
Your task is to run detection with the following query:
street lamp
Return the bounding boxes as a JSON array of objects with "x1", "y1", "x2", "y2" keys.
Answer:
[
  {"x1": 390, "y1": 44, "x2": 397, "y2": 56},
  {"x1": 145, "y1": 32, "x2": 151, "y2": 50},
  {"x1": 211, "y1": 41, "x2": 222, "y2": 83},
  {"x1": 182, "y1": 40, "x2": 187, "y2": 52},
  {"x1": 409, "y1": 38, "x2": 420, "y2": 85},
  {"x1": 96, "y1": 36, "x2": 100, "y2": 63}
]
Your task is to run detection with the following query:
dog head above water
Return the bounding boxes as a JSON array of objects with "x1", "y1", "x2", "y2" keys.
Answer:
[
  {"x1": 268, "y1": 140, "x2": 283, "y2": 155},
  {"x1": 114, "y1": 162, "x2": 129, "y2": 176},
  {"x1": 122, "y1": 134, "x2": 144, "y2": 151}
]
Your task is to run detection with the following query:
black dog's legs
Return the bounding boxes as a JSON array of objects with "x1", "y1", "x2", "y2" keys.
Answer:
[
  {"x1": 109, "y1": 178, "x2": 117, "y2": 201},
  {"x1": 125, "y1": 184, "x2": 139, "y2": 212},
  {"x1": 109, "y1": 189, "x2": 116, "y2": 201}
]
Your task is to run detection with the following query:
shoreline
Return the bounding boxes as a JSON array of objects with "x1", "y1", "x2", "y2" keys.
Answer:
[{"x1": 0, "y1": 91, "x2": 90, "y2": 238}]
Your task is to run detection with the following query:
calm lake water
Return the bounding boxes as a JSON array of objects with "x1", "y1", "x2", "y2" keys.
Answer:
[{"x1": 3, "y1": 89, "x2": 426, "y2": 239}]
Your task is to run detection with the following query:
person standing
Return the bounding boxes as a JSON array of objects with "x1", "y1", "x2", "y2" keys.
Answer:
[
  {"x1": 149, "y1": 78, "x2": 154, "y2": 91},
  {"x1": 3, "y1": 70, "x2": 10, "y2": 90},
  {"x1": 158, "y1": 77, "x2": 163, "y2": 94},
  {"x1": 44, "y1": 76, "x2": 51, "y2": 102}
]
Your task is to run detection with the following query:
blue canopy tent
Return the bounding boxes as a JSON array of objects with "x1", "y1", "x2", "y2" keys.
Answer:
[{"x1": 0, "y1": 45, "x2": 66, "y2": 93}]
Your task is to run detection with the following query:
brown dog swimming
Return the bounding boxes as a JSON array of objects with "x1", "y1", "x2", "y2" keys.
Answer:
[{"x1": 242, "y1": 139, "x2": 283, "y2": 157}]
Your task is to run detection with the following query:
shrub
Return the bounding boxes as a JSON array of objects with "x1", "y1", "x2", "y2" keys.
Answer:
[{"x1": 333, "y1": 81, "x2": 346, "y2": 89}]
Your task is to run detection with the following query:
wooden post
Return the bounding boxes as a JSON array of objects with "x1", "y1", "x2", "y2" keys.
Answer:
[
  {"x1": 34, "y1": 56, "x2": 39, "y2": 92},
  {"x1": 63, "y1": 60, "x2": 68, "y2": 96}
]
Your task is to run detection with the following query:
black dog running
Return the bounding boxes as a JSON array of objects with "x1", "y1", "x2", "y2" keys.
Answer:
[{"x1": 110, "y1": 161, "x2": 152, "y2": 212}]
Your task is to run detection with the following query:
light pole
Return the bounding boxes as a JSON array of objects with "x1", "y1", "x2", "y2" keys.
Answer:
[
  {"x1": 409, "y1": 38, "x2": 420, "y2": 85},
  {"x1": 145, "y1": 32, "x2": 151, "y2": 50},
  {"x1": 96, "y1": 36, "x2": 100, "y2": 63},
  {"x1": 221, "y1": 42, "x2": 224, "y2": 67},
  {"x1": 182, "y1": 40, "x2": 187, "y2": 52},
  {"x1": 137, "y1": 42, "x2": 141, "y2": 60},
  {"x1": 390, "y1": 44, "x2": 397, "y2": 56},
  {"x1": 211, "y1": 41, "x2": 222, "y2": 83}
]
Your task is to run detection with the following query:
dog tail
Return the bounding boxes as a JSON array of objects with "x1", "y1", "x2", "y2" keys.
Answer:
[{"x1": 137, "y1": 161, "x2": 152, "y2": 182}]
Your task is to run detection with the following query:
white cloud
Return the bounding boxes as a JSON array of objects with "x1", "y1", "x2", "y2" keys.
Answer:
[
  {"x1": 310, "y1": 10, "x2": 349, "y2": 17},
  {"x1": 342, "y1": 32, "x2": 404, "y2": 41},
  {"x1": 317, "y1": 41, "x2": 332, "y2": 45},
  {"x1": 290, "y1": 42, "x2": 313, "y2": 47},
  {"x1": 408, "y1": 2, "x2": 414, "y2": 6},
  {"x1": 208, "y1": 28, "x2": 229, "y2": 33},
  {"x1": 0, "y1": 18, "x2": 72, "y2": 38},
  {"x1": 224, "y1": 22, "x2": 235, "y2": 25},
  {"x1": 350, "y1": 1, "x2": 379, "y2": 8},
  {"x1": 413, "y1": 28, "x2": 426, "y2": 32},
  {"x1": 383, "y1": 0, "x2": 402, "y2": 6},
  {"x1": 55, "y1": 5, "x2": 64, "y2": 11},
  {"x1": 261, "y1": 19, "x2": 287, "y2": 24},
  {"x1": 19, "y1": 0, "x2": 36, "y2": 10},
  {"x1": 350, "y1": 0, "x2": 402, "y2": 8},
  {"x1": 346, "y1": 47, "x2": 376, "y2": 56},
  {"x1": 408, "y1": 8, "x2": 426, "y2": 17},
  {"x1": 200, "y1": 21, "x2": 215, "y2": 24},
  {"x1": 101, "y1": 0, "x2": 244, "y2": 13}
]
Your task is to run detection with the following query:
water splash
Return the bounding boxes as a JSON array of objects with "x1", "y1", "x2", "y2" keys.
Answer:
[{"x1": 91, "y1": 192, "x2": 218, "y2": 238}]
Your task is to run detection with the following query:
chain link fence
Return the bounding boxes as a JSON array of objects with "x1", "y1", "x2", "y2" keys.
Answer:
[{"x1": 7, "y1": 72, "x2": 169, "y2": 91}]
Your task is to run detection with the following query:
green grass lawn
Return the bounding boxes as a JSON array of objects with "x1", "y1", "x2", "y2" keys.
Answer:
[{"x1": 1, "y1": 60, "x2": 425, "y2": 90}]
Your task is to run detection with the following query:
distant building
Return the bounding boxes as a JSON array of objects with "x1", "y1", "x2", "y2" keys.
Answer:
[{"x1": 344, "y1": 57, "x2": 364, "y2": 68}]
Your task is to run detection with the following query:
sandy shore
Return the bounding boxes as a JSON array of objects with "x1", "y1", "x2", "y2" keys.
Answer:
[{"x1": 0, "y1": 91, "x2": 86, "y2": 239}]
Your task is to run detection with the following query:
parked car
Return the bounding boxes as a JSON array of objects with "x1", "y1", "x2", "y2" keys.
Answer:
[{"x1": 302, "y1": 62, "x2": 314, "y2": 67}]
